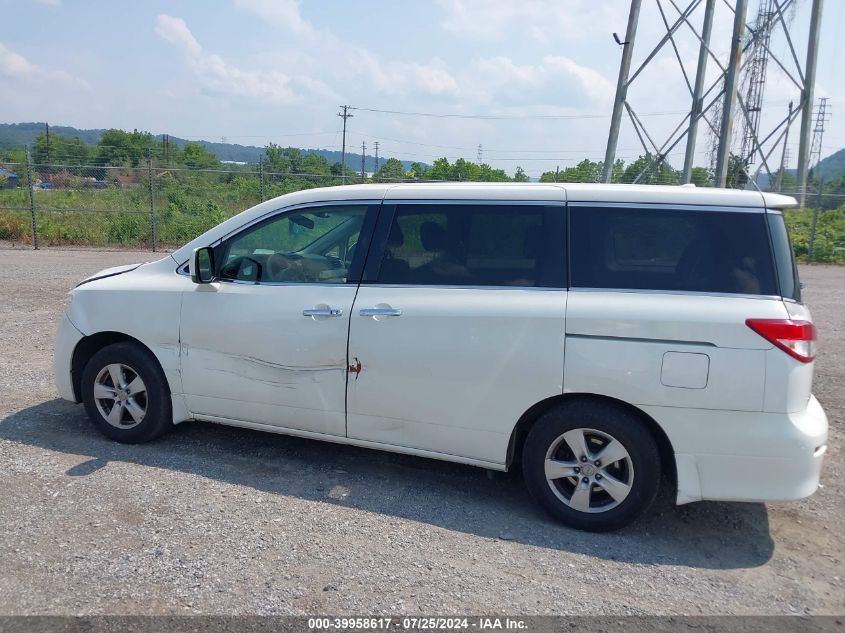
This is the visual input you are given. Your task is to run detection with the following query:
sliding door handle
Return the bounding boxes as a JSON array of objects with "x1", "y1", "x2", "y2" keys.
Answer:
[
  {"x1": 303, "y1": 307, "x2": 343, "y2": 317},
  {"x1": 359, "y1": 307, "x2": 402, "y2": 317}
]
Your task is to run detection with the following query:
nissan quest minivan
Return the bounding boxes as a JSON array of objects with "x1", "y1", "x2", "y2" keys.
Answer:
[{"x1": 54, "y1": 183, "x2": 828, "y2": 531}]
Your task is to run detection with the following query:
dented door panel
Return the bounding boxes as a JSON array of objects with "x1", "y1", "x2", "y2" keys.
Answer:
[{"x1": 180, "y1": 282, "x2": 356, "y2": 435}]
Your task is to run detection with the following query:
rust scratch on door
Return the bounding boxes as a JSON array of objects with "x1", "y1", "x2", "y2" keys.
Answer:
[{"x1": 348, "y1": 357, "x2": 362, "y2": 379}]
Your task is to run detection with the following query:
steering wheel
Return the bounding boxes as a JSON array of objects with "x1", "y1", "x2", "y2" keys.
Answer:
[{"x1": 267, "y1": 252, "x2": 295, "y2": 281}]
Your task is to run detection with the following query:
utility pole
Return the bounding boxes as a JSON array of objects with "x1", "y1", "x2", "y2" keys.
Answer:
[
  {"x1": 774, "y1": 102, "x2": 794, "y2": 191},
  {"x1": 807, "y1": 97, "x2": 830, "y2": 259},
  {"x1": 147, "y1": 148, "x2": 157, "y2": 252},
  {"x1": 714, "y1": 0, "x2": 748, "y2": 187},
  {"x1": 477, "y1": 144, "x2": 483, "y2": 163},
  {"x1": 796, "y1": 0, "x2": 824, "y2": 208},
  {"x1": 602, "y1": 0, "x2": 642, "y2": 182},
  {"x1": 361, "y1": 141, "x2": 367, "y2": 183},
  {"x1": 258, "y1": 155, "x2": 266, "y2": 202},
  {"x1": 373, "y1": 141, "x2": 380, "y2": 176},
  {"x1": 338, "y1": 105, "x2": 353, "y2": 184},
  {"x1": 45, "y1": 122, "x2": 50, "y2": 164},
  {"x1": 682, "y1": 0, "x2": 716, "y2": 183}
]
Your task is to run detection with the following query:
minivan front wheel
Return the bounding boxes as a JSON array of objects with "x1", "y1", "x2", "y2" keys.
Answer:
[
  {"x1": 81, "y1": 341, "x2": 172, "y2": 443},
  {"x1": 522, "y1": 401, "x2": 660, "y2": 531}
]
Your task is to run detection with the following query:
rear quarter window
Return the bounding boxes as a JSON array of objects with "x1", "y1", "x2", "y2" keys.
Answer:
[
  {"x1": 767, "y1": 212, "x2": 801, "y2": 301},
  {"x1": 569, "y1": 206, "x2": 778, "y2": 296}
]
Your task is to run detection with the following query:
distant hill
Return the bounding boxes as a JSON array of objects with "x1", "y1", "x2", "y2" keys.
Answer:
[
  {"x1": 0, "y1": 122, "x2": 426, "y2": 173},
  {"x1": 755, "y1": 146, "x2": 845, "y2": 190},
  {"x1": 815, "y1": 147, "x2": 845, "y2": 181}
]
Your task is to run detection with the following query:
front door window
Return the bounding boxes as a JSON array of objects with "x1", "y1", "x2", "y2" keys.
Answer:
[{"x1": 218, "y1": 205, "x2": 368, "y2": 284}]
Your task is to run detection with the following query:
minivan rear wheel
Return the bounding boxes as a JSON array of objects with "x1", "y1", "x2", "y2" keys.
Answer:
[
  {"x1": 522, "y1": 400, "x2": 660, "y2": 531},
  {"x1": 81, "y1": 341, "x2": 172, "y2": 443}
]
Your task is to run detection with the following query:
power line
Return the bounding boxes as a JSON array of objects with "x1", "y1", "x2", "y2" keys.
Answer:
[{"x1": 348, "y1": 105, "x2": 690, "y2": 120}]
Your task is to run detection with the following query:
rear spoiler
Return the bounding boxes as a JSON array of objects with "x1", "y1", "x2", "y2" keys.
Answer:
[{"x1": 761, "y1": 192, "x2": 799, "y2": 210}]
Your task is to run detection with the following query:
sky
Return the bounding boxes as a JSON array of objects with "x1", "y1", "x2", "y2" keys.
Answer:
[{"x1": 0, "y1": 0, "x2": 842, "y2": 178}]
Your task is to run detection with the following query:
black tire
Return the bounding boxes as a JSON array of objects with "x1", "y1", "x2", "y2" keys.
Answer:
[
  {"x1": 522, "y1": 400, "x2": 661, "y2": 532},
  {"x1": 81, "y1": 341, "x2": 172, "y2": 443}
]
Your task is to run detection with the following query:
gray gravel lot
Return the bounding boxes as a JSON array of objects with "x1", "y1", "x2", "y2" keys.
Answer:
[{"x1": 0, "y1": 246, "x2": 842, "y2": 615}]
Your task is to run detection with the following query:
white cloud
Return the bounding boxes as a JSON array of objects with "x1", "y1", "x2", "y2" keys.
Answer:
[
  {"x1": 349, "y1": 49, "x2": 459, "y2": 97},
  {"x1": 154, "y1": 15, "x2": 202, "y2": 58},
  {"x1": 542, "y1": 56, "x2": 615, "y2": 104},
  {"x1": 436, "y1": 0, "x2": 616, "y2": 43},
  {"x1": 0, "y1": 43, "x2": 37, "y2": 77},
  {"x1": 0, "y1": 41, "x2": 88, "y2": 87},
  {"x1": 232, "y1": 0, "x2": 312, "y2": 34},
  {"x1": 155, "y1": 14, "x2": 325, "y2": 105},
  {"x1": 467, "y1": 55, "x2": 614, "y2": 108}
]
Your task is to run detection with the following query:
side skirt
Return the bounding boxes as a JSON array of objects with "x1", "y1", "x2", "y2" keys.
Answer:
[{"x1": 190, "y1": 413, "x2": 509, "y2": 472}]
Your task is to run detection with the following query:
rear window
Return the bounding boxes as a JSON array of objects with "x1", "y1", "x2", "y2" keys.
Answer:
[
  {"x1": 767, "y1": 212, "x2": 801, "y2": 301},
  {"x1": 569, "y1": 206, "x2": 778, "y2": 296}
]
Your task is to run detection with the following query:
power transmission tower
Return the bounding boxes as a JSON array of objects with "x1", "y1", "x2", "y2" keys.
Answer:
[
  {"x1": 683, "y1": 0, "x2": 716, "y2": 183},
  {"x1": 809, "y1": 98, "x2": 829, "y2": 173},
  {"x1": 796, "y1": 0, "x2": 824, "y2": 207},
  {"x1": 337, "y1": 105, "x2": 353, "y2": 184},
  {"x1": 361, "y1": 141, "x2": 367, "y2": 183},
  {"x1": 477, "y1": 144, "x2": 483, "y2": 163},
  {"x1": 373, "y1": 141, "x2": 380, "y2": 175},
  {"x1": 774, "y1": 102, "x2": 793, "y2": 191},
  {"x1": 807, "y1": 97, "x2": 830, "y2": 258},
  {"x1": 738, "y1": 0, "x2": 776, "y2": 168},
  {"x1": 713, "y1": 0, "x2": 748, "y2": 187},
  {"x1": 602, "y1": 0, "x2": 824, "y2": 193}
]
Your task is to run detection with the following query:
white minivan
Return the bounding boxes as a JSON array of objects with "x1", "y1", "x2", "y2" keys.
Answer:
[{"x1": 54, "y1": 183, "x2": 828, "y2": 531}]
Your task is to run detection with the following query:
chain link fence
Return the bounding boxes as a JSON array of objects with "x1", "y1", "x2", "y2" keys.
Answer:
[{"x1": 0, "y1": 145, "x2": 842, "y2": 262}]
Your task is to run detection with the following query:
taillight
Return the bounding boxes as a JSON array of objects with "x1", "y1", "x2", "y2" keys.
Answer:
[{"x1": 746, "y1": 319, "x2": 817, "y2": 363}]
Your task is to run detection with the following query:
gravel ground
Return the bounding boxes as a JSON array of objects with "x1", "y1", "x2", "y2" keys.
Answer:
[{"x1": 0, "y1": 246, "x2": 842, "y2": 616}]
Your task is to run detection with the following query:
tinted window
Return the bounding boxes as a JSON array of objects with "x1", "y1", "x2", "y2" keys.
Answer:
[
  {"x1": 767, "y1": 212, "x2": 801, "y2": 301},
  {"x1": 570, "y1": 206, "x2": 778, "y2": 296},
  {"x1": 375, "y1": 204, "x2": 565, "y2": 287},
  {"x1": 218, "y1": 205, "x2": 367, "y2": 283}
]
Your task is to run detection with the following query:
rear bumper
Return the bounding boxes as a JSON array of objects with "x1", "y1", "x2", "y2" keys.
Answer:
[
  {"x1": 54, "y1": 313, "x2": 84, "y2": 402},
  {"x1": 642, "y1": 396, "x2": 828, "y2": 504}
]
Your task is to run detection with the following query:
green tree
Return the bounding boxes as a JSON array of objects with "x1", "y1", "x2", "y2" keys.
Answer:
[
  {"x1": 690, "y1": 167, "x2": 713, "y2": 187},
  {"x1": 32, "y1": 133, "x2": 91, "y2": 166},
  {"x1": 620, "y1": 154, "x2": 678, "y2": 185},
  {"x1": 375, "y1": 157, "x2": 406, "y2": 181},
  {"x1": 301, "y1": 153, "x2": 331, "y2": 175},
  {"x1": 182, "y1": 143, "x2": 220, "y2": 169},
  {"x1": 264, "y1": 144, "x2": 293, "y2": 173},
  {"x1": 95, "y1": 129, "x2": 154, "y2": 167},
  {"x1": 407, "y1": 162, "x2": 426, "y2": 179},
  {"x1": 725, "y1": 153, "x2": 749, "y2": 190},
  {"x1": 513, "y1": 166, "x2": 529, "y2": 182}
]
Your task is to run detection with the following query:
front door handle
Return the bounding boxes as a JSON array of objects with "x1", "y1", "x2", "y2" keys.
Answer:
[
  {"x1": 359, "y1": 307, "x2": 402, "y2": 317},
  {"x1": 303, "y1": 307, "x2": 343, "y2": 317}
]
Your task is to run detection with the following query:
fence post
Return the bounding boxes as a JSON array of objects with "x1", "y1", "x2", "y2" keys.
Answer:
[
  {"x1": 259, "y1": 156, "x2": 265, "y2": 202},
  {"x1": 25, "y1": 147, "x2": 38, "y2": 250},
  {"x1": 147, "y1": 149, "x2": 157, "y2": 252},
  {"x1": 808, "y1": 178, "x2": 824, "y2": 260}
]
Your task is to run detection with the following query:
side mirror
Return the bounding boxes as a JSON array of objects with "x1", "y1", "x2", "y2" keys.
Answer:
[{"x1": 191, "y1": 247, "x2": 215, "y2": 284}]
